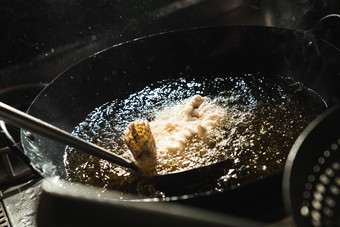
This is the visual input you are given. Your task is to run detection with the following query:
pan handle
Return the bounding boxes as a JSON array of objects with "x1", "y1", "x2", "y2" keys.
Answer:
[
  {"x1": 306, "y1": 14, "x2": 340, "y2": 51},
  {"x1": 0, "y1": 101, "x2": 141, "y2": 174}
]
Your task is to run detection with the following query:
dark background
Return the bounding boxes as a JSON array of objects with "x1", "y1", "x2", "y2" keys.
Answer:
[{"x1": 1, "y1": 0, "x2": 340, "y2": 88}]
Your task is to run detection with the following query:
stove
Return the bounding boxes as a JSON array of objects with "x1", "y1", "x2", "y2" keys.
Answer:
[
  {"x1": 1, "y1": 0, "x2": 340, "y2": 226},
  {"x1": 0, "y1": 84, "x2": 44, "y2": 227}
]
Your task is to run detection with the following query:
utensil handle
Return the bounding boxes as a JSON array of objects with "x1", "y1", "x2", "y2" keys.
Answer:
[{"x1": 0, "y1": 101, "x2": 139, "y2": 172}]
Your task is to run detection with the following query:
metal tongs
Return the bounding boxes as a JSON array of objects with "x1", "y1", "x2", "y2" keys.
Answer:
[{"x1": 0, "y1": 101, "x2": 142, "y2": 175}]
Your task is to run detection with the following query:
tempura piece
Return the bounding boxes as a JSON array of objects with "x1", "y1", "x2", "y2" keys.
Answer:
[
  {"x1": 124, "y1": 95, "x2": 227, "y2": 175},
  {"x1": 149, "y1": 94, "x2": 225, "y2": 154},
  {"x1": 124, "y1": 119, "x2": 157, "y2": 176}
]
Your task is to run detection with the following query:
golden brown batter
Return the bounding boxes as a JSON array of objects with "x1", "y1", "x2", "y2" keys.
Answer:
[{"x1": 124, "y1": 95, "x2": 229, "y2": 176}]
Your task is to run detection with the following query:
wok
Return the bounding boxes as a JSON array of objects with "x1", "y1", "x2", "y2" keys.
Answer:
[{"x1": 20, "y1": 25, "x2": 340, "y2": 218}]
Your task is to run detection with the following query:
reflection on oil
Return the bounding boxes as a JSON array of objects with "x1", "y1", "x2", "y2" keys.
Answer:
[{"x1": 64, "y1": 73, "x2": 326, "y2": 198}]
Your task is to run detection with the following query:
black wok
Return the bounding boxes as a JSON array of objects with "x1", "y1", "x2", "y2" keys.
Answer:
[{"x1": 21, "y1": 26, "x2": 340, "y2": 219}]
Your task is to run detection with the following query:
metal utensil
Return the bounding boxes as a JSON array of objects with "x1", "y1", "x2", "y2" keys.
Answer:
[
  {"x1": 0, "y1": 101, "x2": 235, "y2": 194},
  {"x1": 283, "y1": 103, "x2": 340, "y2": 227},
  {"x1": 0, "y1": 101, "x2": 141, "y2": 174}
]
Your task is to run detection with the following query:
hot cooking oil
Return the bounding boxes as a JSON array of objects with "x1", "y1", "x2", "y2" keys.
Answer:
[{"x1": 64, "y1": 73, "x2": 326, "y2": 197}]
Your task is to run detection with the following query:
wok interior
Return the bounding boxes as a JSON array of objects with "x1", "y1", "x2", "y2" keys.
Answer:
[{"x1": 22, "y1": 26, "x2": 340, "y2": 199}]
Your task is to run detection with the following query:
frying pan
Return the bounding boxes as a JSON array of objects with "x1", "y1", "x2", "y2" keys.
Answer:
[{"x1": 19, "y1": 25, "x2": 340, "y2": 217}]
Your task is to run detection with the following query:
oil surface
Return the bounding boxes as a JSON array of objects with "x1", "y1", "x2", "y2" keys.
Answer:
[{"x1": 64, "y1": 73, "x2": 326, "y2": 197}]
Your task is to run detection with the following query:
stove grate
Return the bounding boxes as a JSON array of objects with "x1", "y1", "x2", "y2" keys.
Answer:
[
  {"x1": 0, "y1": 84, "x2": 44, "y2": 188},
  {"x1": 0, "y1": 122, "x2": 36, "y2": 187},
  {"x1": 0, "y1": 201, "x2": 10, "y2": 227}
]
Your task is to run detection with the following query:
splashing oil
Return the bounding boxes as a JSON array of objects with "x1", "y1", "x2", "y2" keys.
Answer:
[{"x1": 64, "y1": 73, "x2": 326, "y2": 198}]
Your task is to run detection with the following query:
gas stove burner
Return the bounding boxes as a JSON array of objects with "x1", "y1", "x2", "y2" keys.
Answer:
[{"x1": 0, "y1": 83, "x2": 45, "y2": 188}]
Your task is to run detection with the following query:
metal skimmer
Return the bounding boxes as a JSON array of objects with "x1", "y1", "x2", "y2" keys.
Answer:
[{"x1": 283, "y1": 103, "x2": 340, "y2": 227}]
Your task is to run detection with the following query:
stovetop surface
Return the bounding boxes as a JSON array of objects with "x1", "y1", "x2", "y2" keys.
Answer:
[{"x1": 2, "y1": 179, "x2": 42, "y2": 227}]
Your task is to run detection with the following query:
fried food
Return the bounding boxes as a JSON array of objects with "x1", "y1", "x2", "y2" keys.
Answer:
[{"x1": 124, "y1": 95, "x2": 227, "y2": 175}]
